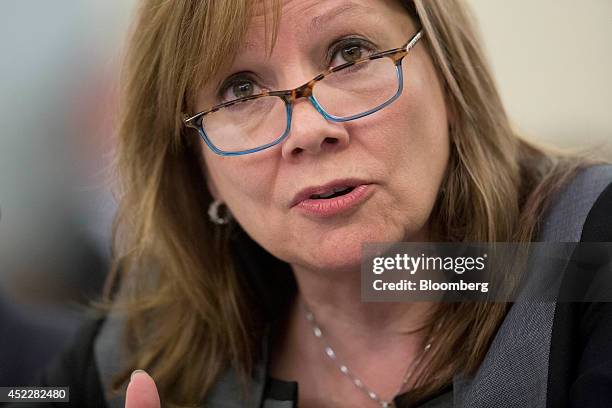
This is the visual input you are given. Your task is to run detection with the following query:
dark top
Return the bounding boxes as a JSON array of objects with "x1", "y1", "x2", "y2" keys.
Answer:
[
  {"x1": 3, "y1": 181, "x2": 612, "y2": 408},
  {"x1": 0, "y1": 296, "x2": 79, "y2": 388}
]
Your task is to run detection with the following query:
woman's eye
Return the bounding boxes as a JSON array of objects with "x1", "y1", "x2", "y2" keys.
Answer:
[
  {"x1": 219, "y1": 77, "x2": 261, "y2": 103},
  {"x1": 329, "y1": 40, "x2": 375, "y2": 68}
]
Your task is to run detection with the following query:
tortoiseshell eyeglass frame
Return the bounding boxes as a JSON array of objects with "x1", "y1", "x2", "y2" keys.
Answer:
[{"x1": 183, "y1": 29, "x2": 424, "y2": 156}]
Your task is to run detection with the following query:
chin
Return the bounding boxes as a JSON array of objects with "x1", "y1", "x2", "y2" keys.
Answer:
[
  {"x1": 310, "y1": 245, "x2": 363, "y2": 273},
  {"x1": 301, "y1": 221, "x2": 405, "y2": 272}
]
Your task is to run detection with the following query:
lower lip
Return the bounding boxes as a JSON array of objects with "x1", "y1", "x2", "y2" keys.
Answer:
[{"x1": 294, "y1": 184, "x2": 373, "y2": 217}]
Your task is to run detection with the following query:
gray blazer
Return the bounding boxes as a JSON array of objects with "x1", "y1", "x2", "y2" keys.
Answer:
[{"x1": 95, "y1": 165, "x2": 612, "y2": 408}]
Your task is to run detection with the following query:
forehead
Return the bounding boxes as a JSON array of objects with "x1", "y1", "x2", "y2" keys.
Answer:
[
  {"x1": 243, "y1": 0, "x2": 409, "y2": 52},
  {"x1": 191, "y1": 0, "x2": 414, "y2": 109}
]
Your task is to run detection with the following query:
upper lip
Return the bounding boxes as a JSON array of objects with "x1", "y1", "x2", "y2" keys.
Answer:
[{"x1": 290, "y1": 178, "x2": 371, "y2": 207}]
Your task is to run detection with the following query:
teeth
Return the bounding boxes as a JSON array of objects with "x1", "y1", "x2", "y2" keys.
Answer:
[
  {"x1": 318, "y1": 192, "x2": 336, "y2": 199},
  {"x1": 311, "y1": 186, "x2": 350, "y2": 199}
]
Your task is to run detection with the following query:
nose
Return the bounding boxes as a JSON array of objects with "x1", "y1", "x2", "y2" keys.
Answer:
[{"x1": 280, "y1": 97, "x2": 350, "y2": 160}]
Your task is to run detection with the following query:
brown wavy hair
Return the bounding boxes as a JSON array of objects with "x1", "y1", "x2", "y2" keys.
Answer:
[{"x1": 100, "y1": 0, "x2": 590, "y2": 406}]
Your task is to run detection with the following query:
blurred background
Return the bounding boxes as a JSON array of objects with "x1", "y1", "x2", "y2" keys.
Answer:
[
  {"x1": 0, "y1": 0, "x2": 136, "y2": 386},
  {"x1": 0, "y1": 0, "x2": 610, "y2": 386}
]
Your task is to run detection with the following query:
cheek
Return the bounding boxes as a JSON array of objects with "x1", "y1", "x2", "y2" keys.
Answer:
[
  {"x1": 394, "y1": 56, "x2": 449, "y2": 170},
  {"x1": 394, "y1": 66, "x2": 449, "y2": 203},
  {"x1": 203, "y1": 149, "x2": 275, "y2": 223},
  {"x1": 351, "y1": 57, "x2": 449, "y2": 178},
  {"x1": 345, "y1": 55, "x2": 450, "y2": 235},
  {"x1": 396, "y1": 57, "x2": 449, "y2": 143}
]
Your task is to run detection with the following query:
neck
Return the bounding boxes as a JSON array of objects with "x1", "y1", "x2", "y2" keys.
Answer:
[
  {"x1": 289, "y1": 224, "x2": 437, "y2": 339},
  {"x1": 290, "y1": 263, "x2": 436, "y2": 343},
  {"x1": 269, "y1": 265, "x2": 438, "y2": 405}
]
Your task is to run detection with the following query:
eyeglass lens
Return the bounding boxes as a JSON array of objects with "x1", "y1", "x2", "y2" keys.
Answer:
[{"x1": 202, "y1": 57, "x2": 399, "y2": 153}]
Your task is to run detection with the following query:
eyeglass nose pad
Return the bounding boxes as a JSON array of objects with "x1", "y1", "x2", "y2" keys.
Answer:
[
  {"x1": 280, "y1": 93, "x2": 350, "y2": 158},
  {"x1": 307, "y1": 95, "x2": 335, "y2": 121},
  {"x1": 287, "y1": 93, "x2": 333, "y2": 123}
]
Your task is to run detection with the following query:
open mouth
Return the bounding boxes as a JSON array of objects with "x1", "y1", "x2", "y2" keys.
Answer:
[{"x1": 309, "y1": 186, "x2": 355, "y2": 200}]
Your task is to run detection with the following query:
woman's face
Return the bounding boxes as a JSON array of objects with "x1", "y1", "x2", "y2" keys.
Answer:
[{"x1": 198, "y1": 0, "x2": 450, "y2": 273}]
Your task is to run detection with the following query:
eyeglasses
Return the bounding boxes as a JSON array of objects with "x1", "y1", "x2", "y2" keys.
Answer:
[{"x1": 183, "y1": 30, "x2": 424, "y2": 156}]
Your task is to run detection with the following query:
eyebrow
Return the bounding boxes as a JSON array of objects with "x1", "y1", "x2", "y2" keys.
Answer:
[{"x1": 307, "y1": 2, "x2": 377, "y2": 36}]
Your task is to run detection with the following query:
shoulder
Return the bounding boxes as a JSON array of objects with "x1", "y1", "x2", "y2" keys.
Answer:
[
  {"x1": 546, "y1": 165, "x2": 612, "y2": 407},
  {"x1": 548, "y1": 298, "x2": 612, "y2": 407},
  {"x1": 539, "y1": 164, "x2": 612, "y2": 242},
  {"x1": 580, "y1": 176, "x2": 612, "y2": 242}
]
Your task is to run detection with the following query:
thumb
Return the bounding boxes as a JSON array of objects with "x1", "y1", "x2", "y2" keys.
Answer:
[{"x1": 125, "y1": 370, "x2": 161, "y2": 408}]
